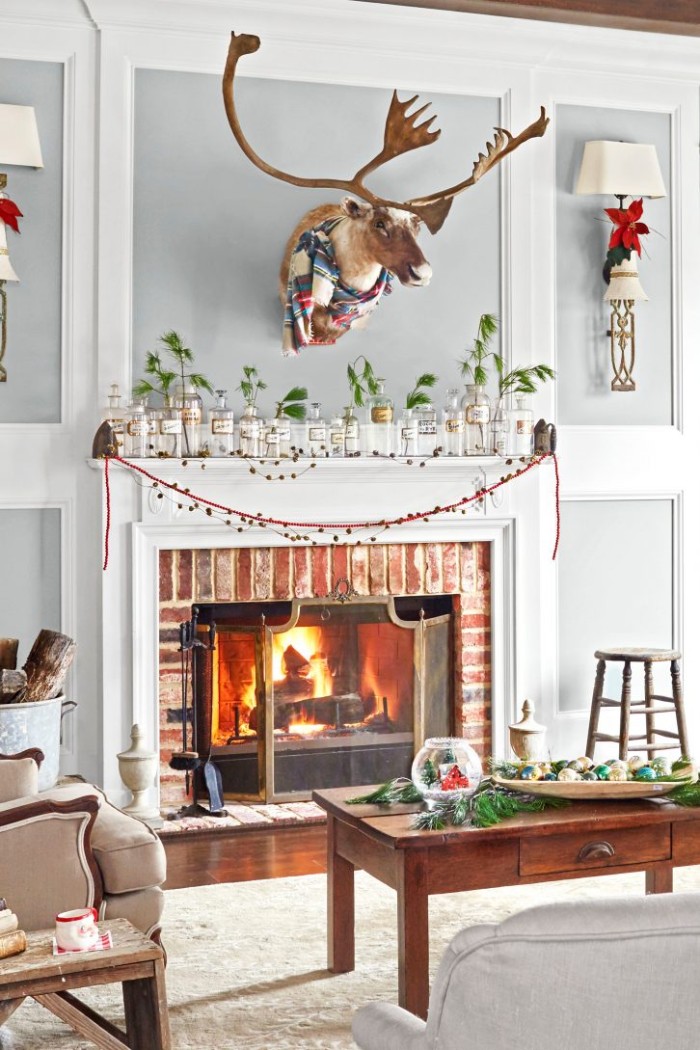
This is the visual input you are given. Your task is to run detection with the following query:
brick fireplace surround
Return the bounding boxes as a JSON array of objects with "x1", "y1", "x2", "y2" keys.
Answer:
[{"x1": 158, "y1": 541, "x2": 491, "y2": 806}]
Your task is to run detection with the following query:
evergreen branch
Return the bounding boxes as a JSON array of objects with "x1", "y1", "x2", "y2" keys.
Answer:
[
  {"x1": 347, "y1": 356, "x2": 378, "y2": 408},
  {"x1": 346, "y1": 779, "x2": 422, "y2": 805},
  {"x1": 412, "y1": 809, "x2": 448, "y2": 831},
  {"x1": 279, "y1": 402, "x2": 307, "y2": 420},
  {"x1": 499, "y1": 364, "x2": 556, "y2": 398},
  {"x1": 405, "y1": 372, "x2": 439, "y2": 410},
  {"x1": 667, "y1": 782, "x2": 700, "y2": 807},
  {"x1": 189, "y1": 372, "x2": 215, "y2": 394},
  {"x1": 460, "y1": 313, "x2": 499, "y2": 386},
  {"x1": 132, "y1": 379, "x2": 158, "y2": 398},
  {"x1": 237, "y1": 365, "x2": 265, "y2": 405}
]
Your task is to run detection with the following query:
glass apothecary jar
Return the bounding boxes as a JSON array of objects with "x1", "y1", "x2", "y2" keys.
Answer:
[
  {"x1": 239, "y1": 402, "x2": 262, "y2": 458},
  {"x1": 367, "y1": 378, "x2": 394, "y2": 454},
  {"x1": 462, "y1": 384, "x2": 491, "y2": 456},
  {"x1": 209, "y1": 390, "x2": 235, "y2": 457},
  {"x1": 342, "y1": 405, "x2": 360, "y2": 456},
  {"x1": 442, "y1": 388, "x2": 464, "y2": 456},
  {"x1": 505, "y1": 395, "x2": 534, "y2": 456},
  {"x1": 399, "y1": 408, "x2": 418, "y2": 457},
  {"x1": 125, "y1": 399, "x2": 149, "y2": 458},
  {"x1": 155, "y1": 396, "x2": 182, "y2": 458},
  {"x1": 411, "y1": 737, "x2": 483, "y2": 810},
  {"x1": 306, "y1": 403, "x2": 327, "y2": 456},
  {"x1": 415, "y1": 401, "x2": 437, "y2": 456},
  {"x1": 329, "y1": 413, "x2": 345, "y2": 457},
  {"x1": 177, "y1": 383, "x2": 203, "y2": 457}
]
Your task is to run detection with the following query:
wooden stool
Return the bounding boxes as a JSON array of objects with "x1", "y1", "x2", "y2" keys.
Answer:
[{"x1": 585, "y1": 647, "x2": 689, "y2": 761}]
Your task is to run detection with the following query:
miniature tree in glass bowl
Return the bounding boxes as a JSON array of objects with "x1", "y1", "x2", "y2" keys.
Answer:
[{"x1": 411, "y1": 737, "x2": 483, "y2": 810}]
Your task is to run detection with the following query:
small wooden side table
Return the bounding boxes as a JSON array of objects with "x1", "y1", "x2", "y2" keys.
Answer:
[{"x1": 0, "y1": 918, "x2": 171, "y2": 1049}]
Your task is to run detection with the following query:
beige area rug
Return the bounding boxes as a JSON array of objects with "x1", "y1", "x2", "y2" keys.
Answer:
[{"x1": 3, "y1": 866, "x2": 700, "y2": 1049}]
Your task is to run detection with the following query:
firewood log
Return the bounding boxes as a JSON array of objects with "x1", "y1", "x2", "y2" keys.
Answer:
[
  {"x1": 21, "y1": 629, "x2": 77, "y2": 702},
  {"x1": 0, "y1": 669, "x2": 27, "y2": 703},
  {"x1": 0, "y1": 639, "x2": 18, "y2": 671}
]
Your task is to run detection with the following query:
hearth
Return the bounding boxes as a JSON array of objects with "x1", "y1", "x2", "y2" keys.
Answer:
[{"x1": 187, "y1": 591, "x2": 454, "y2": 803}]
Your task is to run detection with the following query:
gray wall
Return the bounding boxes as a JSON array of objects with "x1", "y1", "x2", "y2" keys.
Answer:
[
  {"x1": 557, "y1": 499, "x2": 673, "y2": 713},
  {"x1": 0, "y1": 58, "x2": 63, "y2": 423},
  {"x1": 132, "y1": 70, "x2": 501, "y2": 417},
  {"x1": 556, "y1": 104, "x2": 672, "y2": 425},
  {"x1": 0, "y1": 508, "x2": 61, "y2": 664}
]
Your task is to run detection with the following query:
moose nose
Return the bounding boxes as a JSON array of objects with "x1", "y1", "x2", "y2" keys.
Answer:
[{"x1": 408, "y1": 262, "x2": 432, "y2": 286}]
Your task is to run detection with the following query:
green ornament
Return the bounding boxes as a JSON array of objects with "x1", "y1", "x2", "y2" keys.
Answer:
[
  {"x1": 634, "y1": 765, "x2": 657, "y2": 781},
  {"x1": 582, "y1": 771, "x2": 598, "y2": 781},
  {"x1": 594, "y1": 764, "x2": 611, "y2": 780}
]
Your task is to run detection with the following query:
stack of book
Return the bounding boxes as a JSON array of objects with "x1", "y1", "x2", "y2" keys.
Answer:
[{"x1": 0, "y1": 898, "x2": 27, "y2": 960}]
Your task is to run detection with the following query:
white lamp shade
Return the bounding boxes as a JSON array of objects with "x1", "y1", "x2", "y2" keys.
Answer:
[
  {"x1": 604, "y1": 256, "x2": 647, "y2": 302},
  {"x1": 0, "y1": 219, "x2": 18, "y2": 282},
  {"x1": 576, "y1": 141, "x2": 666, "y2": 198},
  {"x1": 0, "y1": 104, "x2": 43, "y2": 168}
]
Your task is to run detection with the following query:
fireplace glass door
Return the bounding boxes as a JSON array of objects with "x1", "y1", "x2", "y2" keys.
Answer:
[{"x1": 194, "y1": 594, "x2": 454, "y2": 803}]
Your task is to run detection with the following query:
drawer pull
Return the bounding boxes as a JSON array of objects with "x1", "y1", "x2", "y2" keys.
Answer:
[{"x1": 577, "y1": 840, "x2": 615, "y2": 862}]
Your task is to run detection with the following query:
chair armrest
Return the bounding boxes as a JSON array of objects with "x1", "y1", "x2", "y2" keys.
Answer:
[
  {"x1": 0, "y1": 750, "x2": 44, "y2": 802},
  {"x1": 352, "y1": 1003, "x2": 427, "y2": 1050},
  {"x1": 0, "y1": 795, "x2": 103, "y2": 932}
]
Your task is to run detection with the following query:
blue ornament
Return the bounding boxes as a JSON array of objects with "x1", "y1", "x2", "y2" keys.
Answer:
[
  {"x1": 520, "y1": 765, "x2": 540, "y2": 780},
  {"x1": 634, "y1": 765, "x2": 657, "y2": 781}
]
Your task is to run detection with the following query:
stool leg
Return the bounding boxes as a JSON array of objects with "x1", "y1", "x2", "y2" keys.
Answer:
[
  {"x1": 671, "y1": 659, "x2": 689, "y2": 757},
  {"x1": 619, "y1": 660, "x2": 632, "y2": 760},
  {"x1": 644, "y1": 661, "x2": 656, "y2": 760},
  {"x1": 586, "y1": 659, "x2": 606, "y2": 759}
]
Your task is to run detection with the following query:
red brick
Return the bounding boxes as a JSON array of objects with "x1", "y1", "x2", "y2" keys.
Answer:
[
  {"x1": 159, "y1": 604, "x2": 191, "y2": 624},
  {"x1": 460, "y1": 593, "x2": 490, "y2": 613},
  {"x1": 461, "y1": 629, "x2": 490, "y2": 648},
  {"x1": 461, "y1": 612, "x2": 489, "y2": 628},
  {"x1": 195, "y1": 549, "x2": 213, "y2": 600},
  {"x1": 350, "y1": 546, "x2": 369, "y2": 595},
  {"x1": 387, "y1": 544, "x2": 405, "y2": 595},
  {"x1": 442, "y1": 543, "x2": 459, "y2": 593},
  {"x1": 254, "y1": 547, "x2": 272, "y2": 599},
  {"x1": 273, "y1": 548, "x2": 292, "y2": 599},
  {"x1": 477, "y1": 569, "x2": 491, "y2": 592},
  {"x1": 214, "y1": 549, "x2": 234, "y2": 601},
  {"x1": 425, "y1": 543, "x2": 442, "y2": 593},
  {"x1": 459, "y1": 543, "x2": 476, "y2": 593},
  {"x1": 159, "y1": 550, "x2": 173, "y2": 602},
  {"x1": 369, "y1": 545, "x2": 386, "y2": 595},
  {"x1": 329, "y1": 544, "x2": 348, "y2": 586},
  {"x1": 461, "y1": 667, "x2": 490, "y2": 685},
  {"x1": 236, "y1": 548, "x2": 253, "y2": 601},
  {"x1": 477, "y1": 543, "x2": 491, "y2": 572},
  {"x1": 177, "y1": 549, "x2": 193, "y2": 600},
  {"x1": 461, "y1": 648, "x2": 490, "y2": 667},
  {"x1": 311, "y1": 545, "x2": 330, "y2": 597},
  {"x1": 293, "y1": 547, "x2": 311, "y2": 597},
  {"x1": 405, "y1": 544, "x2": 423, "y2": 594}
]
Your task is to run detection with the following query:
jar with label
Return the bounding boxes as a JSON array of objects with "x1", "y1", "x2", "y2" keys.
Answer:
[
  {"x1": 415, "y1": 400, "x2": 437, "y2": 456},
  {"x1": 399, "y1": 408, "x2": 418, "y2": 457},
  {"x1": 342, "y1": 405, "x2": 360, "y2": 456},
  {"x1": 367, "y1": 378, "x2": 394, "y2": 454},
  {"x1": 329, "y1": 413, "x2": 345, "y2": 457},
  {"x1": 264, "y1": 416, "x2": 292, "y2": 457},
  {"x1": 177, "y1": 383, "x2": 203, "y2": 457},
  {"x1": 462, "y1": 384, "x2": 491, "y2": 456},
  {"x1": 141, "y1": 396, "x2": 158, "y2": 456},
  {"x1": 306, "y1": 403, "x2": 327, "y2": 456},
  {"x1": 101, "y1": 383, "x2": 125, "y2": 453},
  {"x1": 490, "y1": 403, "x2": 507, "y2": 457},
  {"x1": 442, "y1": 389, "x2": 464, "y2": 456},
  {"x1": 156, "y1": 396, "x2": 182, "y2": 458},
  {"x1": 506, "y1": 395, "x2": 534, "y2": 456},
  {"x1": 125, "y1": 399, "x2": 149, "y2": 458},
  {"x1": 209, "y1": 390, "x2": 235, "y2": 456},
  {"x1": 239, "y1": 402, "x2": 262, "y2": 458}
]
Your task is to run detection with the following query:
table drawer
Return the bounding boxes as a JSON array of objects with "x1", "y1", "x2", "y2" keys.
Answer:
[{"x1": 520, "y1": 824, "x2": 670, "y2": 877}]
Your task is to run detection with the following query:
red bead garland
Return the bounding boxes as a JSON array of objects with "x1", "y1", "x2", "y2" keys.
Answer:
[{"x1": 101, "y1": 452, "x2": 560, "y2": 570}]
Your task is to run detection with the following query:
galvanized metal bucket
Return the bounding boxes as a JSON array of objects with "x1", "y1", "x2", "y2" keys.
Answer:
[{"x1": 0, "y1": 695, "x2": 77, "y2": 789}]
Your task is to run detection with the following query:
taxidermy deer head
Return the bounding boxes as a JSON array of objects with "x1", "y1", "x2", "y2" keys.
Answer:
[{"x1": 222, "y1": 32, "x2": 549, "y2": 355}]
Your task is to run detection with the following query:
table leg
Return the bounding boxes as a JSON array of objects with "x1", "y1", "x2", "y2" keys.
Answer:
[
  {"x1": 646, "y1": 865, "x2": 673, "y2": 894},
  {"x1": 0, "y1": 998, "x2": 24, "y2": 1026},
  {"x1": 397, "y1": 850, "x2": 429, "y2": 1021},
  {"x1": 327, "y1": 813, "x2": 355, "y2": 974},
  {"x1": 123, "y1": 961, "x2": 171, "y2": 1050}
]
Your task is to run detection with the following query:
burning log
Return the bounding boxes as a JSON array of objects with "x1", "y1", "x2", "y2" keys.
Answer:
[
  {"x1": 0, "y1": 639, "x2": 18, "y2": 671},
  {"x1": 0, "y1": 670, "x2": 27, "y2": 703},
  {"x1": 21, "y1": 629, "x2": 76, "y2": 702}
]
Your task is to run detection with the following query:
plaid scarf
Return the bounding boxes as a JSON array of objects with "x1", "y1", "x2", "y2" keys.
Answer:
[{"x1": 282, "y1": 218, "x2": 393, "y2": 356}]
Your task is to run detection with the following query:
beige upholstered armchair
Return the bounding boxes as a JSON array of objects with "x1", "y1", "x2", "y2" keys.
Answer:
[
  {"x1": 0, "y1": 750, "x2": 166, "y2": 941},
  {"x1": 353, "y1": 892, "x2": 700, "y2": 1050}
]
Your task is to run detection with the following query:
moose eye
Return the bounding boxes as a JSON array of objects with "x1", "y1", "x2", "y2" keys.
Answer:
[{"x1": 374, "y1": 220, "x2": 386, "y2": 230}]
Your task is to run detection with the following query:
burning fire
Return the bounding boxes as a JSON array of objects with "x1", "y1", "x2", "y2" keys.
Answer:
[{"x1": 271, "y1": 627, "x2": 333, "y2": 698}]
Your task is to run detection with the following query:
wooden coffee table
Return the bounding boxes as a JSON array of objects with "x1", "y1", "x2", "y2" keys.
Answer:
[
  {"x1": 0, "y1": 918, "x2": 170, "y2": 1048},
  {"x1": 313, "y1": 786, "x2": 700, "y2": 1020}
]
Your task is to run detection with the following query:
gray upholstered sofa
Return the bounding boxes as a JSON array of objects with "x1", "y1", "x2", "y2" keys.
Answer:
[
  {"x1": 0, "y1": 750, "x2": 166, "y2": 940},
  {"x1": 353, "y1": 891, "x2": 700, "y2": 1050}
]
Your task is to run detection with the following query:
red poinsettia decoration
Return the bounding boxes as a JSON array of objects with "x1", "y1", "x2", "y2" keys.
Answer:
[
  {"x1": 604, "y1": 197, "x2": 649, "y2": 256},
  {"x1": 0, "y1": 197, "x2": 23, "y2": 234}
]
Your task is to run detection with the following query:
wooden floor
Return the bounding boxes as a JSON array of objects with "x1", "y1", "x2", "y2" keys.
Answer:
[{"x1": 162, "y1": 823, "x2": 328, "y2": 889}]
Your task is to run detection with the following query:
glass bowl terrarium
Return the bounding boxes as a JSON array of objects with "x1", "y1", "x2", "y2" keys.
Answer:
[{"x1": 411, "y1": 737, "x2": 483, "y2": 809}]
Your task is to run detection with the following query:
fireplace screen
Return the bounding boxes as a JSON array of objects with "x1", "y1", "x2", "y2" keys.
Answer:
[{"x1": 192, "y1": 593, "x2": 454, "y2": 803}]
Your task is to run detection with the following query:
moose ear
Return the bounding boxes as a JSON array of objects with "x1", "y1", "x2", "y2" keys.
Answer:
[{"x1": 341, "y1": 197, "x2": 373, "y2": 220}]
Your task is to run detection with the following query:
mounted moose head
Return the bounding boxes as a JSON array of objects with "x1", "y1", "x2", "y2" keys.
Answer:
[{"x1": 222, "y1": 32, "x2": 549, "y2": 355}]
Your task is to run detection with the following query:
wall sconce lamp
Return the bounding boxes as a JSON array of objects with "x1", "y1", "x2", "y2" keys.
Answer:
[
  {"x1": 575, "y1": 140, "x2": 666, "y2": 392},
  {"x1": 0, "y1": 104, "x2": 43, "y2": 383}
]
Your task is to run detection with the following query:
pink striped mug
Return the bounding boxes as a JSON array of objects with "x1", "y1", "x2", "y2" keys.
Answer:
[{"x1": 55, "y1": 907, "x2": 99, "y2": 951}]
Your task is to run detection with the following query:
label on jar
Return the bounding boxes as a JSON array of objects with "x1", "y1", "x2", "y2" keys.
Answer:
[
  {"x1": 401, "y1": 427, "x2": 416, "y2": 442},
  {"x1": 127, "y1": 420, "x2": 148, "y2": 436},
  {"x1": 240, "y1": 422, "x2": 260, "y2": 438},
  {"x1": 418, "y1": 419, "x2": 436, "y2": 434},
  {"x1": 466, "y1": 405, "x2": 490, "y2": 424},
  {"x1": 212, "y1": 418, "x2": 234, "y2": 434},
  {"x1": 182, "y1": 408, "x2": 201, "y2": 426},
  {"x1": 445, "y1": 418, "x2": 464, "y2": 434},
  {"x1": 160, "y1": 418, "x2": 182, "y2": 435},
  {"x1": 275, "y1": 423, "x2": 291, "y2": 440},
  {"x1": 109, "y1": 418, "x2": 124, "y2": 434},
  {"x1": 516, "y1": 419, "x2": 533, "y2": 435},
  {"x1": 330, "y1": 430, "x2": 344, "y2": 445},
  {"x1": 371, "y1": 406, "x2": 393, "y2": 423},
  {"x1": 308, "y1": 426, "x2": 326, "y2": 441},
  {"x1": 265, "y1": 429, "x2": 280, "y2": 445},
  {"x1": 345, "y1": 422, "x2": 359, "y2": 438}
]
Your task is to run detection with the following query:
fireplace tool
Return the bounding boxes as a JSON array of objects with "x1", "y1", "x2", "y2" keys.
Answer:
[{"x1": 168, "y1": 614, "x2": 226, "y2": 817}]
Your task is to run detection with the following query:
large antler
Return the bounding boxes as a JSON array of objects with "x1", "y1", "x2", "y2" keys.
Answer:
[{"x1": 223, "y1": 32, "x2": 548, "y2": 234}]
